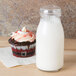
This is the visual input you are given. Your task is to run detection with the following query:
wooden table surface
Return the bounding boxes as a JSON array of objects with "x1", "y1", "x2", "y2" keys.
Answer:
[{"x1": 0, "y1": 36, "x2": 76, "y2": 76}]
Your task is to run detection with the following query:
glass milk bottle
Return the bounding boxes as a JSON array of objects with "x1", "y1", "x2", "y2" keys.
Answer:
[{"x1": 36, "y1": 5, "x2": 64, "y2": 71}]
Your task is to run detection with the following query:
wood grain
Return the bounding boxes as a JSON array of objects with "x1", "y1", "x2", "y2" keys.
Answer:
[{"x1": 0, "y1": 36, "x2": 76, "y2": 76}]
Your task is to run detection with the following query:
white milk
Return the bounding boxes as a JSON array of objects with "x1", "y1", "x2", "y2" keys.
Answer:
[{"x1": 36, "y1": 5, "x2": 64, "y2": 71}]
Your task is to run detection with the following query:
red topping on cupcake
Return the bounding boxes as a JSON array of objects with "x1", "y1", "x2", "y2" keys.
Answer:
[{"x1": 10, "y1": 27, "x2": 35, "y2": 42}]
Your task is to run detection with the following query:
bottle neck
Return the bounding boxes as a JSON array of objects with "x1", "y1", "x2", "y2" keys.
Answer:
[{"x1": 40, "y1": 15, "x2": 61, "y2": 23}]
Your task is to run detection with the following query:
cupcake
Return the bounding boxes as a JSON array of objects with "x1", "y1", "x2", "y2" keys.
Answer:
[{"x1": 8, "y1": 27, "x2": 36, "y2": 57}]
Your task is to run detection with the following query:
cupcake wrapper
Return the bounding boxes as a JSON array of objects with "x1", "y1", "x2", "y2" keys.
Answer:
[
  {"x1": 11, "y1": 44, "x2": 35, "y2": 58},
  {"x1": 11, "y1": 44, "x2": 35, "y2": 50}
]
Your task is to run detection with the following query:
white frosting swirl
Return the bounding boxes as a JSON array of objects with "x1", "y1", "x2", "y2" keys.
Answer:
[{"x1": 10, "y1": 27, "x2": 35, "y2": 42}]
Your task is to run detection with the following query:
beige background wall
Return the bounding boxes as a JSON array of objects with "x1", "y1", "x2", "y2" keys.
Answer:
[{"x1": 0, "y1": 0, "x2": 76, "y2": 38}]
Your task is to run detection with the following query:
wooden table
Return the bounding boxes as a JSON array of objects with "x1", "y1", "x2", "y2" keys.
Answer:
[{"x1": 0, "y1": 36, "x2": 76, "y2": 76}]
